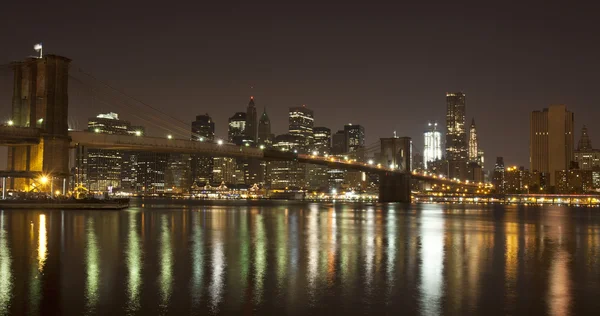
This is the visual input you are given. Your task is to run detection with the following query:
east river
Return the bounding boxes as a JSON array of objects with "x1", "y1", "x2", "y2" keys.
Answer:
[{"x1": 0, "y1": 199, "x2": 599, "y2": 315}]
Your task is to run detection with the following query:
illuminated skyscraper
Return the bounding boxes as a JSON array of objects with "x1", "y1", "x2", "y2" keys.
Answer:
[
  {"x1": 191, "y1": 114, "x2": 215, "y2": 185},
  {"x1": 313, "y1": 127, "x2": 331, "y2": 154},
  {"x1": 574, "y1": 126, "x2": 600, "y2": 170},
  {"x1": 228, "y1": 112, "x2": 246, "y2": 143},
  {"x1": 468, "y1": 118, "x2": 478, "y2": 162},
  {"x1": 446, "y1": 92, "x2": 468, "y2": 179},
  {"x1": 258, "y1": 107, "x2": 273, "y2": 147},
  {"x1": 289, "y1": 105, "x2": 314, "y2": 152},
  {"x1": 344, "y1": 124, "x2": 365, "y2": 154},
  {"x1": 530, "y1": 105, "x2": 574, "y2": 185},
  {"x1": 423, "y1": 122, "x2": 442, "y2": 169}
]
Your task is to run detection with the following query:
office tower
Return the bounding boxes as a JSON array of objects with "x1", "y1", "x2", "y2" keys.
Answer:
[
  {"x1": 492, "y1": 157, "x2": 505, "y2": 193},
  {"x1": 191, "y1": 114, "x2": 215, "y2": 141},
  {"x1": 344, "y1": 124, "x2": 365, "y2": 152},
  {"x1": 83, "y1": 112, "x2": 143, "y2": 191},
  {"x1": 258, "y1": 107, "x2": 273, "y2": 147},
  {"x1": 165, "y1": 153, "x2": 191, "y2": 193},
  {"x1": 423, "y1": 122, "x2": 442, "y2": 169},
  {"x1": 313, "y1": 127, "x2": 331, "y2": 154},
  {"x1": 228, "y1": 112, "x2": 247, "y2": 143},
  {"x1": 530, "y1": 105, "x2": 574, "y2": 185},
  {"x1": 468, "y1": 118, "x2": 478, "y2": 162},
  {"x1": 267, "y1": 134, "x2": 305, "y2": 189},
  {"x1": 191, "y1": 114, "x2": 215, "y2": 185},
  {"x1": 289, "y1": 105, "x2": 314, "y2": 152},
  {"x1": 446, "y1": 92, "x2": 468, "y2": 179},
  {"x1": 332, "y1": 130, "x2": 346, "y2": 155},
  {"x1": 245, "y1": 96, "x2": 258, "y2": 143},
  {"x1": 212, "y1": 157, "x2": 237, "y2": 184},
  {"x1": 574, "y1": 126, "x2": 600, "y2": 170},
  {"x1": 135, "y1": 152, "x2": 168, "y2": 193}
]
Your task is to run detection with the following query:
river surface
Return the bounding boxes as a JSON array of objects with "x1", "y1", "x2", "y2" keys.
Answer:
[{"x1": 0, "y1": 199, "x2": 599, "y2": 315}]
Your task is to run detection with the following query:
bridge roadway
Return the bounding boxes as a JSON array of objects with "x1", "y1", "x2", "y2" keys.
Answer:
[{"x1": 1, "y1": 128, "x2": 480, "y2": 188}]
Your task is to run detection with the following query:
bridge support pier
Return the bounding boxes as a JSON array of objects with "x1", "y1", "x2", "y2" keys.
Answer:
[{"x1": 379, "y1": 172, "x2": 411, "y2": 203}]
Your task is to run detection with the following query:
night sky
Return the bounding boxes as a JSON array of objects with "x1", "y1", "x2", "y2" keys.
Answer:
[{"x1": 1, "y1": 1, "x2": 600, "y2": 170}]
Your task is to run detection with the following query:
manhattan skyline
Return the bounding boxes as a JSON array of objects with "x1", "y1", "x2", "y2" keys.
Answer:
[{"x1": 2, "y1": 1, "x2": 600, "y2": 171}]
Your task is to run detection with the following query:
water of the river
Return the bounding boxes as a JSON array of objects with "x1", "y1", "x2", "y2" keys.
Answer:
[{"x1": 0, "y1": 200, "x2": 599, "y2": 315}]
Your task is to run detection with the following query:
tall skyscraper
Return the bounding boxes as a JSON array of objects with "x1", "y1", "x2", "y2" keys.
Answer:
[
  {"x1": 468, "y1": 118, "x2": 478, "y2": 162},
  {"x1": 313, "y1": 127, "x2": 331, "y2": 154},
  {"x1": 530, "y1": 104, "x2": 574, "y2": 185},
  {"x1": 258, "y1": 107, "x2": 273, "y2": 147},
  {"x1": 423, "y1": 122, "x2": 442, "y2": 169},
  {"x1": 289, "y1": 105, "x2": 314, "y2": 152},
  {"x1": 191, "y1": 114, "x2": 215, "y2": 141},
  {"x1": 245, "y1": 96, "x2": 258, "y2": 143},
  {"x1": 191, "y1": 114, "x2": 215, "y2": 185},
  {"x1": 228, "y1": 112, "x2": 247, "y2": 143},
  {"x1": 446, "y1": 92, "x2": 468, "y2": 179},
  {"x1": 82, "y1": 112, "x2": 143, "y2": 191},
  {"x1": 331, "y1": 130, "x2": 346, "y2": 155},
  {"x1": 578, "y1": 125, "x2": 592, "y2": 150},
  {"x1": 492, "y1": 157, "x2": 505, "y2": 193},
  {"x1": 344, "y1": 124, "x2": 365, "y2": 154},
  {"x1": 267, "y1": 134, "x2": 305, "y2": 189}
]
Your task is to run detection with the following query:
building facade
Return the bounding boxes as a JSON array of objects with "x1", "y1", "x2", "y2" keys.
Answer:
[
  {"x1": 228, "y1": 112, "x2": 247, "y2": 143},
  {"x1": 313, "y1": 127, "x2": 331, "y2": 154},
  {"x1": 344, "y1": 124, "x2": 365, "y2": 154},
  {"x1": 245, "y1": 96, "x2": 258, "y2": 143},
  {"x1": 530, "y1": 105, "x2": 574, "y2": 185},
  {"x1": 191, "y1": 114, "x2": 215, "y2": 185},
  {"x1": 446, "y1": 92, "x2": 468, "y2": 179},
  {"x1": 574, "y1": 126, "x2": 600, "y2": 170},
  {"x1": 289, "y1": 105, "x2": 314, "y2": 152},
  {"x1": 423, "y1": 122, "x2": 442, "y2": 169}
]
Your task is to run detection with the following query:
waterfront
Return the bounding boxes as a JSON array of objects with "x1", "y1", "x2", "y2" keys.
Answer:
[{"x1": 0, "y1": 200, "x2": 599, "y2": 315}]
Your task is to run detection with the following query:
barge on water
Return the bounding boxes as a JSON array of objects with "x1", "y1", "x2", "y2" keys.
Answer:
[{"x1": 0, "y1": 198, "x2": 130, "y2": 210}]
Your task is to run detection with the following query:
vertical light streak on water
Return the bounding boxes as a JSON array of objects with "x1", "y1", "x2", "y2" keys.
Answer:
[
  {"x1": 276, "y1": 211, "x2": 288, "y2": 292},
  {"x1": 386, "y1": 210, "x2": 397, "y2": 300},
  {"x1": 0, "y1": 211, "x2": 12, "y2": 316},
  {"x1": 288, "y1": 212, "x2": 299, "y2": 300},
  {"x1": 238, "y1": 211, "x2": 250, "y2": 300},
  {"x1": 158, "y1": 215, "x2": 173, "y2": 314},
  {"x1": 549, "y1": 227, "x2": 571, "y2": 316},
  {"x1": 85, "y1": 218, "x2": 100, "y2": 315},
  {"x1": 419, "y1": 214, "x2": 444, "y2": 316},
  {"x1": 307, "y1": 207, "x2": 319, "y2": 298},
  {"x1": 505, "y1": 222, "x2": 518, "y2": 307},
  {"x1": 37, "y1": 214, "x2": 47, "y2": 272},
  {"x1": 125, "y1": 212, "x2": 142, "y2": 315},
  {"x1": 253, "y1": 212, "x2": 266, "y2": 305},
  {"x1": 190, "y1": 211, "x2": 204, "y2": 310},
  {"x1": 364, "y1": 208, "x2": 375, "y2": 292},
  {"x1": 326, "y1": 208, "x2": 337, "y2": 287},
  {"x1": 209, "y1": 225, "x2": 225, "y2": 313}
]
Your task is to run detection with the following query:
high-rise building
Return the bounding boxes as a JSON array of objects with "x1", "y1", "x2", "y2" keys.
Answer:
[
  {"x1": 492, "y1": 157, "x2": 505, "y2": 193},
  {"x1": 135, "y1": 152, "x2": 168, "y2": 193},
  {"x1": 245, "y1": 96, "x2": 258, "y2": 143},
  {"x1": 191, "y1": 114, "x2": 215, "y2": 141},
  {"x1": 530, "y1": 105, "x2": 574, "y2": 185},
  {"x1": 332, "y1": 130, "x2": 346, "y2": 155},
  {"x1": 468, "y1": 118, "x2": 478, "y2": 162},
  {"x1": 574, "y1": 126, "x2": 600, "y2": 170},
  {"x1": 212, "y1": 157, "x2": 237, "y2": 185},
  {"x1": 83, "y1": 112, "x2": 143, "y2": 191},
  {"x1": 344, "y1": 124, "x2": 365, "y2": 158},
  {"x1": 191, "y1": 114, "x2": 215, "y2": 185},
  {"x1": 423, "y1": 122, "x2": 442, "y2": 169},
  {"x1": 289, "y1": 105, "x2": 314, "y2": 151},
  {"x1": 446, "y1": 92, "x2": 468, "y2": 179},
  {"x1": 228, "y1": 112, "x2": 247, "y2": 143},
  {"x1": 165, "y1": 153, "x2": 191, "y2": 193},
  {"x1": 258, "y1": 107, "x2": 273, "y2": 147},
  {"x1": 313, "y1": 127, "x2": 331, "y2": 154},
  {"x1": 267, "y1": 134, "x2": 305, "y2": 189}
]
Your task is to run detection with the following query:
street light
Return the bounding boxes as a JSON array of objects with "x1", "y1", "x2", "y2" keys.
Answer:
[
  {"x1": 39, "y1": 176, "x2": 48, "y2": 184},
  {"x1": 7, "y1": 120, "x2": 13, "y2": 126},
  {"x1": 259, "y1": 145, "x2": 265, "y2": 150},
  {"x1": 167, "y1": 134, "x2": 173, "y2": 139},
  {"x1": 368, "y1": 159, "x2": 374, "y2": 165},
  {"x1": 94, "y1": 128, "x2": 100, "y2": 133},
  {"x1": 312, "y1": 151, "x2": 318, "y2": 156},
  {"x1": 135, "y1": 130, "x2": 142, "y2": 136},
  {"x1": 217, "y1": 140, "x2": 223, "y2": 145}
]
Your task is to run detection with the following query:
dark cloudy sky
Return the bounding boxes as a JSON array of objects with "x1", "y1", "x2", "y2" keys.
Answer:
[{"x1": 1, "y1": 1, "x2": 600, "y2": 170}]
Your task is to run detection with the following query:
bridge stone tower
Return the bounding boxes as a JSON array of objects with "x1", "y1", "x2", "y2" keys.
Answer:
[
  {"x1": 7, "y1": 55, "x2": 71, "y2": 190},
  {"x1": 378, "y1": 136, "x2": 412, "y2": 203}
]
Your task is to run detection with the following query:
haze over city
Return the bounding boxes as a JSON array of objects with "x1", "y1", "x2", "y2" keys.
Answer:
[{"x1": 2, "y1": 1, "x2": 600, "y2": 171}]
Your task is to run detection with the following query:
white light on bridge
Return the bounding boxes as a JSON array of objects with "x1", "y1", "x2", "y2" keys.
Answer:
[
  {"x1": 199, "y1": 137, "x2": 204, "y2": 142},
  {"x1": 312, "y1": 151, "x2": 318, "y2": 156},
  {"x1": 389, "y1": 164, "x2": 394, "y2": 169},
  {"x1": 94, "y1": 128, "x2": 100, "y2": 133},
  {"x1": 167, "y1": 135, "x2": 173, "y2": 139},
  {"x1": 293, "y1": 149, "x2": 298, "y2": 153},
  {"x1": 7, "y1": 120, "x2": 14, "y2": 126},
  {"x1": 135, "y1": 131, "x2": 142, "y2": 136},
  {"x1": 259, "y1": 145, "x2": 265, "y2": 150},
  {"x1": 368, "y1": 159, "x2": 374, "y2": 165},
  {"x1": 217, "y1": 140, "x2": 223, "y2": 145}
]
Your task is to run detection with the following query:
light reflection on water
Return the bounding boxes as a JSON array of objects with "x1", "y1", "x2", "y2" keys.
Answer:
[
  {"x1": 0, "y1": 211, "x2": 12, "y2": 316},
  {"x1": 1, "y1": 203, "x2": 600, "y2": 315}
]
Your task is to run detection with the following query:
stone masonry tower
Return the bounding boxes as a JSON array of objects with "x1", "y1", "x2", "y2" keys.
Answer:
[{"x1": 7, "y1": 55, "x2": 71, "y2": 189}]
